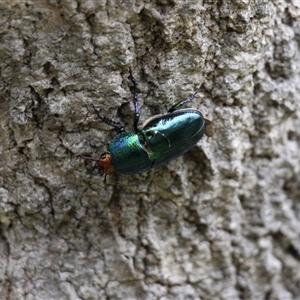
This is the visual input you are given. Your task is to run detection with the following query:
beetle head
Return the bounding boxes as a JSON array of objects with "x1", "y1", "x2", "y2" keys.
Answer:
[{"x1": 97, "y1": 152, "x2": 114, "y2": 175}]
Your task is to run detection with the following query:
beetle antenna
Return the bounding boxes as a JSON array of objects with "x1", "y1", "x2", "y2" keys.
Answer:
[
  {"x1": 102, "y1": 174, "x2": 110, "y2": 197},
  {"x1": 73, "y1": 154, "x2": 98, "y2": 161}
]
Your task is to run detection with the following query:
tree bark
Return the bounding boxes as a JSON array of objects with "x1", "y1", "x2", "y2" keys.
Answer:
[{"x1": 0, "y1": 1, "x2": 300, "y2": 299}]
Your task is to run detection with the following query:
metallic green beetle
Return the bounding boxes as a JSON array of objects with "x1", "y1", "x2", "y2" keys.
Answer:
[{"x1": 92, "y1": 75, "x2": 210, "y2": 176}]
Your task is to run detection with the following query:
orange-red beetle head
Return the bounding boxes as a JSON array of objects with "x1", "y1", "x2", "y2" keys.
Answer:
[{"x1": 97, "y1": 152, "x2": 114, "y2": 175}]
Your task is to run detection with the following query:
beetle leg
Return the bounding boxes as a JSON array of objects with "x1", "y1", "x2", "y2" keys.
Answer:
[
  {"x1": 168, "y1": 87, "x2": 205, "y2": 113},
  {"x1": 128, "y1": 73, "x2": 140, "y2": 133},
  {"x1": 92, "y1": 104, "x2": 124, "y2": 133}
]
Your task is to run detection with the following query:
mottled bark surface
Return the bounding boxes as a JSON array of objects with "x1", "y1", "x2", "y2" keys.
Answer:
[{"x1": 0, "y1": 1, "x2": 300, "y2": 299}]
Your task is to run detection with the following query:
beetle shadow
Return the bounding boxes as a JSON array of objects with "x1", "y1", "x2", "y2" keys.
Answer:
[{"x1": 185, "y1": 147, "x2": 214, "y2": 185}]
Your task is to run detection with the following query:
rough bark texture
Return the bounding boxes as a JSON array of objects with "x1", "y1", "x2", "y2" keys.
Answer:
[{"x1": 0, "y1": 1, "x2": 300, "y2": 300}]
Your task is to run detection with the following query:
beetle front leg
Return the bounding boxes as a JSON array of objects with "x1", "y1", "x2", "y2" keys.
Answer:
[
  {"x1": 92, "y1": 104, "x2": 124, "y2": 133},
  {"x1": 128, "y1": 73, "x2": 140, "y2": 133}
]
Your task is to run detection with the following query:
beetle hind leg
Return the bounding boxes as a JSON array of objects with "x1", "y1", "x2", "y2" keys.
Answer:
[{"x1": 168, "y1": 86, "x2": 205, "y2": 113}]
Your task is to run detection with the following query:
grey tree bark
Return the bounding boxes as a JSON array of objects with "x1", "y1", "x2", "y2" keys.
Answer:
[{"x1": 0, "y1": 1, "x2": 299, "y2": 300}]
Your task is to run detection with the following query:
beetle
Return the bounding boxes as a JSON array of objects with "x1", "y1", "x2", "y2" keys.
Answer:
[{"x1": 89, "y1": 74, "x2": 211, "y2": 179}]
